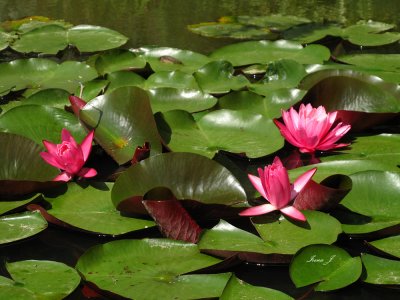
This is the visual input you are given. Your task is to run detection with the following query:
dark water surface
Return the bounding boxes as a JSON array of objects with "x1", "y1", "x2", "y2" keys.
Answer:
[
  {"x1": 1, "y1": 0, "x2": 400, "y2": 53},
  {"x1": 1, "y1": 1, "x2": 400, "y2": 299}
]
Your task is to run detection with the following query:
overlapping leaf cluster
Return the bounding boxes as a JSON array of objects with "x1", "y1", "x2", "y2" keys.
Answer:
[{"x1": 0, "y1": 16, "x2": 399, "y2": 299}]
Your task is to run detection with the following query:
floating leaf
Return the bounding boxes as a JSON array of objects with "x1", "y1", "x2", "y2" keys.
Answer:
[
  {"x1": 43, "y1": 182, "x2": 154, "y2": 235},
  {"x1": 301, "y1": 69, "x2": 400, "y2": 113},
  {"x1": 0, "y1": 105, "x2": 86, "y2": 146},
  {"x1": 220, "y1": 274, "x2": 293, "y2": 300},
  {"x1": 337, "y1": 54, "x2": 400, "y2": 72},
  {"x1": 145, "y1": 70, "x2": 199, "y2": 90},
  {"x1": 194, "y1": 60, "x2": 250, "y2": 94},
  {"x1": 105, "y1": 71, "x2": 145, "y2": 94},
  {"x1": 156, "y1": 109, "x2": 283, "y2": 158},
  {"x1": 218, "y1": 89, "x2": 305, "y2": 118},
  {"x1": 210, "y1": 40, "x2": 330, "y2": 66},
  {"x1": 0, "y1": 58, "x2": 97, "y2": 96},
  {"x1": 199, "y1": 211, "x2": 342, "y2": 259},
  {"x1": 290, "y1": 244, "x2": 362, "y2": 291},
  {"x1": 148, "y1": 88, "x2": 217, "y2": 113},
  {"x1": 75, "y1": 239, "x2": 231, "y2": 300},
  {"x1": 0, "y1": 211, "x2": 47, "y2": 244},
  {"x1": 112, "y1": 152, "x2": 247, "y2": 210},
  {"x1": 11, "y1": 24, "x2": 68, "y2": 54},
  {"x1": 0, "y1": 195, "x2": 37, "y2": 215},
  {"x1": 340, "y1": 171, "x2": 400, "y2": 234},
  {"x1": 6, "y1": 260, "x2": 81, "y2": 299},
  {"x1": 361, "y1": 254, "x2": 400, "y2": 285},
  {"x1": 368, "y1": 235, "x2": 400, "y2": 258},
  {"x1": 95, "y1": 49, "x2": 146, "y2": 75},
  {"x1": 79, "y1": 87, "x2": 162, "y2": 164},
  {"x1": 135, "y1": 46, "x2": 210, "y2": 73}
]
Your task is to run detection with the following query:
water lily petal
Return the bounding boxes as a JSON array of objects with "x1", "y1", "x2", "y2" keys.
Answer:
[
  {"x1": 239, "y1": 204, "x2": 277, "y2": 216},
  {"x1": 248, "y1": 173, "x2": 268, "y2": 200},
  {"x1": 280, "y1": 206, "x2": 306, "y2": 221},
  {"x1": 80, "y1": 130, "x2": 95, "y2": 161},
  {"x1": 77, "y1": 167, "x2": 97, "y2": 178},
  {"x1": 292, "y1": 167, "x2": 317, "y2": 198},
  {"x1": 42, "y1": 140, "x2": 58, "y2": 155},
  {"x1": 274, "y1": 119, "x2": 304, "y2": 149},
  {"x1": 61, "y1": 128, "x2": 79, "y2": 148},
  {"x1": 40, "y1": 152, "x2": 64, "y2": 170},
  {"x1": 53, "y1": 171, "x2": 72, "y2": 182}
]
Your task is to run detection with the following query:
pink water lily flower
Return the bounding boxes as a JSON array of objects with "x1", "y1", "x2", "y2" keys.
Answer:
[
  {"x1": 40, "y1": 129, "x2": 97, "y2": 182},
  {"x1": 274, "y1": 104, "x2": 351, "y2": 153},
  {"x1": 239, "y1": 157, "x2": 316, "y2": 221}
]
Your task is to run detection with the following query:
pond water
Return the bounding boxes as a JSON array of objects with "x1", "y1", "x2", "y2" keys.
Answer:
[
  {"x1": 1, "y1": 0, "x2": 400, "y2": 53},
  {"x1": 0, "y1": 0, "x2": 400, "y2": 299}
]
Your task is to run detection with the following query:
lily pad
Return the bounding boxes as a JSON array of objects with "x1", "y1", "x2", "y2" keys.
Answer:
[
  {"x1": 0, "y1": 211, "x2": 47, "y2": 244},
  {"x1": 220, "y1": 274, "x2": 293, "y2": 300},
  {"x1": 218, "y1": 89, "x2": 305, "y2": 119},
  {"x1": 44, "y1": 182, "x2": 154, "y2": 235},
  {"x1": 210, "y1": 40, "x2": 330, "y2": 66},
  {"x1": 0, "y1": 105, "x2": 86, "y2": 146},
  {"x1": 0, "y1": 58, "x2": 98, "y2": 96},
  {"x1": 339, "y1": 171, "x2": 400, "y2": 234},
  {"x1": 199, "y1": 211, "x2": 342, "y2": 257},
  {"x1": 79, "y1": 87, "x2": 162, "y2": 164},
  {"x1": 0, "y1": 195, "x2": 38, "y2": 215},
  {"x1": 368, "y1": 235, "x2": 400, "y2": 258},
  {"x1": 156, "y1": 109, "x2": 283, "y2": 158},
  {"x1": 0, "y1": 132, "x2": 58, "y2": 181},
  {"x1": 337, "y1": 54, "x2": 400, "y2": 72},
  {"x1": 145, "y1": 70, "x2": 199, "y2": 90},
  {"x1": 6, "y1": 260, "x2": 81, "y2": 299},
  {"x1": 290, "y1": 244, "x2": 362, "y2": 291},
  {"x1": 112, "y1": 152, "x2": 247, "y2": 210},
  {"x1": 105, "y1": 71, "x2": 145, "y2": 94},
  {"x1": 75, "y1": 238, "x2": 231, "y2": 300},
  {"x1": 148, "y1": 87, "x2": 217, "y2": 113},
  {"x1": 300, "y1": 69, "x2": 400, "y2": 113},
  {"x1": 95, "y1": 49, "x2": 146, "y2": 75},
  {"x1": 135, "y1": 46, "x2": 210, "y2": 73},
  {"x1": 193, "y1": 60, "x2": 250, "y2": 94},
  {"x1": 11, "y1": 24, "x2": 68, "y2": 54},
  {"x1": 361, "y1": 254, "x2": 400, "y2": 285}
]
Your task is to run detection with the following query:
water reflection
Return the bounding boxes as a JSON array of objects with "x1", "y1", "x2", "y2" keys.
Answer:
[{"x1": 0, "y1": 0, "x2": 400, "y2": 53}]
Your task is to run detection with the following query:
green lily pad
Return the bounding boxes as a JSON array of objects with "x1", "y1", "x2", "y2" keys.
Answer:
[
  {"x1": 0, "y1": 196, "x2": 37, "y2": 215},
  {"x1": 0, "y1": 211, "x2": 47, "y2": 244},
  {"x1": 218, "y1": 89, "x2": 305, "y2": 118},
  {"x1": 237, "y1": 15, "x2": 310, "y2": 31},
  {"x1": 0, "y1": 105, "x2": 86, "y2": 146},
  {"x1": 337, "y1": 54, "x2": 400, "y2": 72},
  {"x1": 105, "y1": 71, "x2": 145, "y2": 94},
  {"x1": 44, "y1": 182, "x2": 154, "y2": 235},
  {"x1": 340, "y1": 171, "x2": 400, "y2": 234},
  {"x1": 11, "y1": 24, "x2": 68, "y2": 54},
  {"x1": 95, "y1": 49, "x2": 146, "y2": 75},
  {"x1": 112, "y1": 152, "x2": 247, "y2": 209},
  {"x1": 77, "y1": 79, "x2": 109, "y2": 101},
  {"x1": 0, "y1": 277, "x2": 36, "y2": 299},
  {"x1": 0, "y1": 58, "x2": 98, "y2": 96},
  {"x1": 369, "y1": 235, "x2": 400, "y2": 258},
  {"x1": 199, "y1": 211, "x2": 342, "y2": 256},
  {"x1": 67, "y1": 24, "x2": 128, "y2": 52},
  {"x1": 0, "y1": 132, "x2": 58, "y2": 181},
  {"x1": 220, "y1": 274, "x2": 293, "y2": 300},
  {"x1": 79, "y1": 87, "x2": 162, "y2": 164},
  {"x1": 194, "y1": 60, "x2": 249, "y2": 94},
  {"x1": 289, "y1": 134, "x2": 400, "y2": 182},
  {"x1": 23, "y1": 88, "x2": 70, "y2": 108},
  {"x1": 361, "y1": 254, "x2": 400, "y2": 285},
  {"x1": 136, "y1": 46, "x2": 210, "y2": 73},
  {"x1": 283, "y1": 23, "x2": 343, "y2": 44},
  {"x1": 75, "y1": 239, "x2": 231, "y2": 300},
  {"x1": 290, "y1": 244, "x2": 362, "y2": 291},
  {"x1": 210, "y1": 40, "x2": 330, "y2": 66},
  {"x1": 253, "y1": 211, "x2": 342, "y2": 254},
  {"x1": 249, "y1": 59, "x2": 307, "y2": 91},
  {"x1": 301, "y1": 69, "x2": 400, "y2": 113},
  {"x1": 156, "y1": 109, "x2": 283, "y2": 158},
  {"x1": 145, "y1": 70, "x2": 199, "y2": 90},
  {"x1": 0, "y1": 31, "x2": 14, "y2": 50},
  {"x1": 6, "y1": 260, "x2": 81, "y2": 299},
  {"x1": 148, "y1": 88, "x2": 217, "y2": 113}
]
